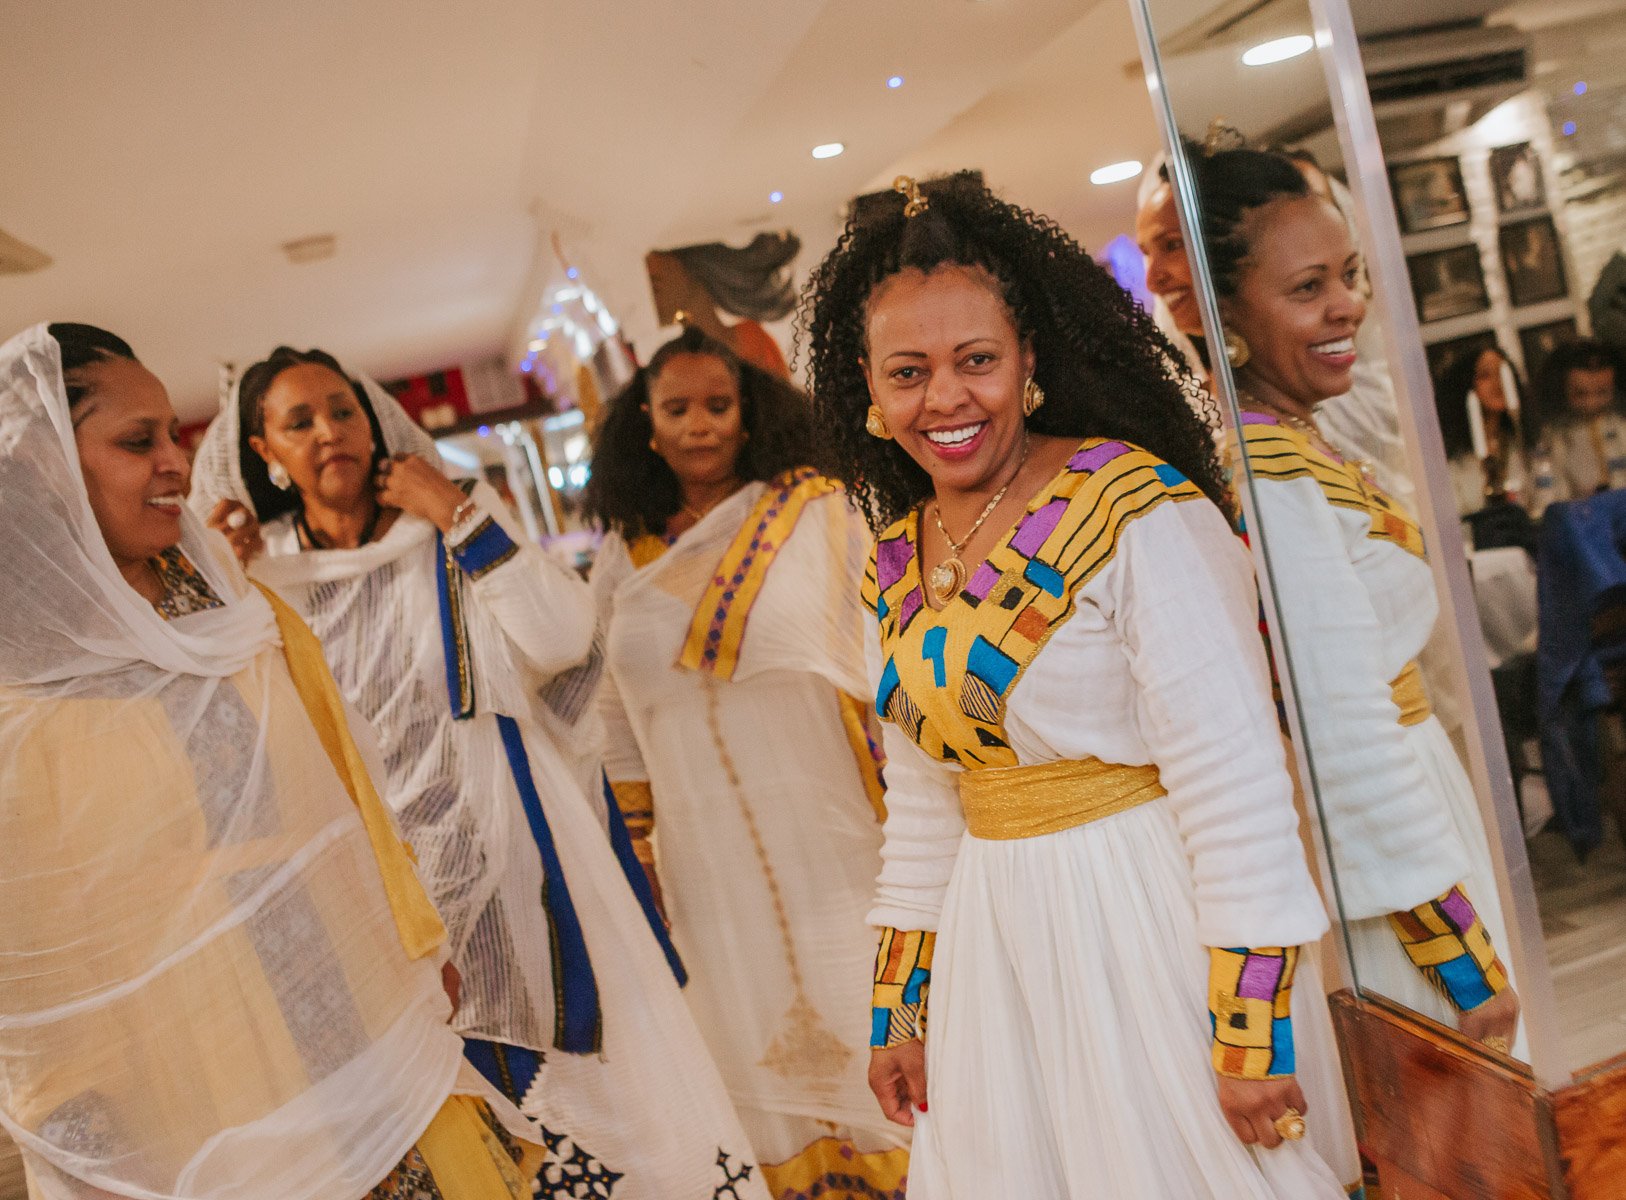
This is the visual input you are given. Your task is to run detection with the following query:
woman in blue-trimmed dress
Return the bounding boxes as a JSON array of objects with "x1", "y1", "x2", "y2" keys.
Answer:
[
  {"x1": 801, "y1": 173, "x2": 1361, "y2": 1198},
  {"x1": 189, "y1": 345, "x2": 766, "y2": 1200}
]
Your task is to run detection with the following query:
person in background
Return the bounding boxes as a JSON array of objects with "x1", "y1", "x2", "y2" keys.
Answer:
[
  {"x1": 806, "y1": 171, "x2": 1358, "y2": 1198},
  {"x1": 1438, "y1": 344, "x2": 1533, "y2": 516},
  {"x1": 190, "y1": 346, "x2": 766, "y2": 1200},
  {"x1": 0, "y1": 323, "x2": 542, "y2": 1200},
  {"x1": 1532, "y1": 338, "x2": 1626, "y2": 499},
  {"x1": 1190, "y1": 144, "x2": 1522, "y2": 1054},
  {"x1": 584, "y1": 324, "x2": 909, "y2": 1199}
]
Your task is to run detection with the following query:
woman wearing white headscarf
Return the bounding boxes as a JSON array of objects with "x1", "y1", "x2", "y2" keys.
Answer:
[
  {"x1": 0, "y1": 322, "x2": 542, "y2": 1200},
  {"x1": 190, "y1": 346, "x2": 764, "y2": 1200}
]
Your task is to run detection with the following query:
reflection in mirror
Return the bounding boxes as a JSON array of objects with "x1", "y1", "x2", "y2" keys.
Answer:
[{"x1": 1132, "y1": 0, "x2": 1539, "y2": 1068}]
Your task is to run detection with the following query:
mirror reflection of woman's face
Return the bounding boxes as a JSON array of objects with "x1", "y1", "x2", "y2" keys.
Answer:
[
  {"x1": 250, "y1": 363, "x2": 376, "y2": 510},
  {"x1": 863, "y1": 264, "x2": 1033, "y2": 498},
  {"x1": 1225, "y1": 195, "x2": 1366, "y2": 407},
  {"x1": 646, "y1": 352, "x2": 746, "y2": 489},
  {"x1": 1566, "y1": 365, "x2": 1616, "y2": 417},
  {"x1": 70, "y1": 356, "x2": 191, "y2": 572},
  {"x1": 1136, "y1": 183, "x2": 1202, "y2": 337},
  {"x1": 1473, "y1": 350, "x2": 1509, "y2": 413}
]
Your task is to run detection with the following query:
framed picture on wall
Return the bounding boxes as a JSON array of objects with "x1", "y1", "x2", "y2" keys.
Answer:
[
  {"x1": 1389, "y1": 157, "x2": 1471, "y2": 233},
  {"x1": 1500, "y1": 216, "x2": 1569, "y2": 307},
  {"x1": 1518, "y1": 318, "x2": 1579, "y2": 382},
  {"x1": 1407, "y1": 244, "x2": 1491, "y2": 324},
  {"x1": 1489, "y1": 143, "x2": 1546, "y2": 215},
  {"x1": 1425, "y1": 329, "x2": 1499, "y2": 406}
]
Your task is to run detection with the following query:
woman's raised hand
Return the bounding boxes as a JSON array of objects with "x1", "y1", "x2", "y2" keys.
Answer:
[
  {"x1": 869, "y1": 1040, "x2": 927, "y2": 1128},
  {"x1": 206, "y1": 499, "x2": 263, "y2": 566},
  {"x1": 375, "y1": 453, "x2": 469, "y2": 533}
]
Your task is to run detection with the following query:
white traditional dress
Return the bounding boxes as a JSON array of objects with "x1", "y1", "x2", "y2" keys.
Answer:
[
  {"x1": 592, "y1": 471, "x2": 910, "y2": 1198},
  {"x1": 0, "y1": 324, "x2": 541, "y2": 1200},
  {"x1": 863, "y1": 438, "x2": 1359, "y2": 1198},
  {"x1": 190, "y1": 387, "x2": 765, "y2": 1200},
  {"x1": 1240, "y1": 414, "x2": 1520, "y2": 1047}
]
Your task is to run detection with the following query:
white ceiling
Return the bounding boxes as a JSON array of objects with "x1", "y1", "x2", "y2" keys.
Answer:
[{"x1": 0, "y1": 0, "x2": 1530, "y2": 421}]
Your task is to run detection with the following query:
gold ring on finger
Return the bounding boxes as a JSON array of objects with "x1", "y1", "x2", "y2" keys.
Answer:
[{"x1": 1272, "y1": 1108, "x2": 1306, "y2": 1141}]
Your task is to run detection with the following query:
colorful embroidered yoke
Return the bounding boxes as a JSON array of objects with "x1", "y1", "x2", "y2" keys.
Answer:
[
  {"x1": 678, "y1": 467, "x2": 841, "y2": 680},
  {"x1": 1240, "y1": 413, "x2": 1425, "y2": 562},
  {"x1": 863, "y1": 439, "x2": 1205, "y2": 769}
]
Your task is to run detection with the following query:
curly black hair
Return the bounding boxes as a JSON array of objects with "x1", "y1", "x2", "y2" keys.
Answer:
[
  {"x1": 798, "y1": 172, "x2": 1225, "y2": 532},
  {"x1": 583, "y1": 325, "x2": 816, "y2": 538},
  {"x1": 1531, "y1": 337, "x2": 1623, "y2": 436},
  {"x1": 236, "y1": 346, "x2": 390, "y2": 523},
  {"x1": 1185, "y1": 142, "x2": 1313, "y2": 299},
  {"x1": 1437, "y1": 342, "x2": 1528, "y2": 460}
]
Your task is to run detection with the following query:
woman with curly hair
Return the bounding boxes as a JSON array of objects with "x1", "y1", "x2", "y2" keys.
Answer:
[
  {"x1": 1190, "y1": 145, "x2": 1520, "y2": 1056},
  {"x1": 802, "y1": 171, "x2": 1356, "y2": 1197},
  {"x1": 584, "y1": 326, "x2": 909, "y2": 1197}
]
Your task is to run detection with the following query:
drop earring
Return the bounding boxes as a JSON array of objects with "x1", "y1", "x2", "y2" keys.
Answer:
[
  {"x1": 1022, "y1": 377, "x2": 1046, "y2": 417},
  {"x1": 268, "y1": 461, "x2": 291, "y2": 490},
  {"x1": 1223, "y1": 331, "x2": 1251, "y2": 368},
  {"x1": 866, "y1": 405, "x2": 892, "y2": 440}
]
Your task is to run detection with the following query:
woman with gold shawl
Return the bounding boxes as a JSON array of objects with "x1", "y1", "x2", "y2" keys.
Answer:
[
  {"x1": 0, "y1": 322, "x2": 542, "y2": 1200},
  {"x1": 584, "y1": 326, "x2": 909, "y2": 1197}
]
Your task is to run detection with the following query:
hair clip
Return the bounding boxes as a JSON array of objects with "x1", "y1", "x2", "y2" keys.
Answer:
[
  {"x1": 893, "y1": 175, "x2": 930, "y2": 218},
  {"x1": 1202, "y1": 118, "x2": 1247, "y2": 156}
]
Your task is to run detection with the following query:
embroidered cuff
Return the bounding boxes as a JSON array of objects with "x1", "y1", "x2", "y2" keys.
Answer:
[
  {"x1": 1388, "y1": 884, "x2": 1509, "y2": 1013},
  {"x1": 448, "y1": 510, "x2": 520, "y2": 581},
  {"x1": 609, "y1": 779, "x2": 654, "y2": 859},
  {"x1": 871, "y1": 927, "x2": 935, "y2": 1049},
  {"x1": 1209, "y1": 945, "x2": 1299, "y2": 1080}
]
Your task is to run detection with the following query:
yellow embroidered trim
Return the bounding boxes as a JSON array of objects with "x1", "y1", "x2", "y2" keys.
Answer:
[
  {"x1": 608, "y1": 778, "x2": 654, "y2": 840},
  {"x1": 1391, "y1": 661, "x2": 1432, "y2": 728},
  {"x1": 1242, "y1": 419, "x2": 1426, "y2": 560},
  {"x1": 1209, "y1": 945, "x2": 1299, "y2": 1080},
  {"x1": 627, "y1": 532, "x2": 671, "y2": 569},
  {"x1": 873, "y1": 927, "x2": 935, "y2": 1048},
  {"x1": 761, "y1": 1136, "x2": 911, "y2": 1198},
  {"x1": 957, "y1": 756, "x2": 1165, "y2": 840},
  {"x1": 677, "y1": 468, "x2": 841, "y2": 680},
  {"x1": 1389, "y1": 884, "x2": 1509, "y2": 1012},
  {"x1": 865, "y1": 439, "x2": 1204, "y2": 769},
  {"x1": 839, "y1": 692, "x2": 888, "y2": 823}
]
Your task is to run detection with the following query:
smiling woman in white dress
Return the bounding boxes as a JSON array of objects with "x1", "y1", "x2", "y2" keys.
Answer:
[{"x1": 800, "y1": 172, "x2": 1361, "y2": 1199}]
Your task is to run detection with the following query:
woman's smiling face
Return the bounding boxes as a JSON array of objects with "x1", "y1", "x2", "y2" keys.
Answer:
[{"x1": 863, "y1": 264, "x2": 1034, "y2": 498}]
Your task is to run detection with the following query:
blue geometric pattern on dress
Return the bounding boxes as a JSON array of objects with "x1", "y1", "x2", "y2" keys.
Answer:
[
  {"x1": 1270, "y1": 1016, "x2": 1296, "y2": 1074},
  {"x1": 1435, "y1": 953, "x2": 1496, "y2": 1012},
  {"x1": 966, "y1": 635, "x2": 1019, "y2": 696},
  {"x1": 903, "y1": 966, "x2": 929, "y2": 1005},
  {"x1": 1022, "y1": 557, "x2": 1066, "y2": 598},
  {"x1": 876, "y1": 657, "x2": 901, "y2": 719},
  {"x1": 922, "y1": 626, "x2": 948, "y2": 687},
  {"x1": 1153, "y1": 463, "x2": 1189, "y2": 487}
]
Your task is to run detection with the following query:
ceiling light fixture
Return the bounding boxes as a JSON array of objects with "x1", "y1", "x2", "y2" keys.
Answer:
[
  {"x1": 887, "y1": 76, "x2": 904, "y2": 89},
  {"x1": 1090, "y1": 160, "x2": 1144, "y2": 186},
  {"x1": 769, "y1": 190, "x2": 784, "y2": 203},
  {"x1": 811, "y1": 142, "x2": 845, "y2": 159},
  {"x1": 1242, "y1": 34, "x2": 1313, "y2": 66}
]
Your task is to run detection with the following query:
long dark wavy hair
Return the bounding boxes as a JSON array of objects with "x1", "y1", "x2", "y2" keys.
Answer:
[
  {"x1": 1437, "y1": 343, "x2": 1528, "y2": 460},
  {"x1": 583, "y1": 325, "x2": 816, "y2": 538},
  {"x1": 797, "y1": 171, "x2": 1225, "y2": 532},
  {"x1": 236, "y1": 346, "x2": 390, "y2": 523}
]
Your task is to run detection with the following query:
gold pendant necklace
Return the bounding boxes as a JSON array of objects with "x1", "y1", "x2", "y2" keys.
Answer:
[{"x1": 927, "y1": 440, "x2": 1029, "y2": 605}]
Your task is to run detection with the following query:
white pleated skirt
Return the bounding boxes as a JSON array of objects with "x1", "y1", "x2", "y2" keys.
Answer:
[
  {"x1": 1343, "y1": 715, "x2": 1526, "y2": 1057},
  {"x1": 907, "y1": 798, "x2": 1359, "y2": 1199}
]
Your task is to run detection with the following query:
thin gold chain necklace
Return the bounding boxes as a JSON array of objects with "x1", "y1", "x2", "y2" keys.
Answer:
[{"x1": 926, "y1": 438, "x2": 1030, "y2": 605}]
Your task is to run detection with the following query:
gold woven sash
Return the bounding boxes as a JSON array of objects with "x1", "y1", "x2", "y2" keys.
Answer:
[
  {"x1": 958, "y1": 757, "x2": 1166, "y2": 840},
  {"x1": 1391, "y1": 661, "x2": 1432, "y2": 728}
]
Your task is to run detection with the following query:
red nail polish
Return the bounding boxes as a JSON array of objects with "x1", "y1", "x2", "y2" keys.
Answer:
[{"x1": 918, "y1": 1102, "x2": 928, "y2": 1113}]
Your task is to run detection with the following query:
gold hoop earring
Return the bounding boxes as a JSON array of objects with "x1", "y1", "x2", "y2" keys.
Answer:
[
  {"x1": 1224, "y1": 331, "x2": 1251, "y2": 368},
  {"x1": 1022, "y1": 377, "x2": 1046, "y2": 417},
  {"x1": 866, "y1": 405, "x2": 892, "y2": 440}
]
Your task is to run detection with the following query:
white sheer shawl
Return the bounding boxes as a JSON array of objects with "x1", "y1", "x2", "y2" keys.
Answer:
[{"x1": 0, "y1": 324, "x2": 480, "y2": 1199}]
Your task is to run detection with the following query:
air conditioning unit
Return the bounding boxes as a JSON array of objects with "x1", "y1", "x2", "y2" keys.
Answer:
[{"x1": 1362, "y1": 24, "x2": 1531, "y2": 148}]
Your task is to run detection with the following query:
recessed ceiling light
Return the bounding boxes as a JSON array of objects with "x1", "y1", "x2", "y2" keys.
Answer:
[
  {"x1": 811, "y1": 142, "x2": 845, "y2": 159},
  {"x1": 1242, "y1": 35, "x2": 1313, "y2": 66},
  {"x1": 1564, "y1": 120, "x2": 1578, "y2": 136},
  {"x1": 887, "y1": 76, "x2": 904, "y2": 89},
  {"x1": 1575, "y1": 81, "x2": 1588, "y2": 96},
  {"x1": 769, "y1": 190, "x2": 784, "y2": 204},
  {"x1": 1090, "y1": 160, "x2": 1144, "y2": 186}
]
